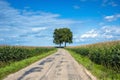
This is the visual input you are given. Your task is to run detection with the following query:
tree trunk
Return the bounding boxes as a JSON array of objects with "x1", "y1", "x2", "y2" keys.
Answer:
[{"x1": 65, "y1": 42, "x2": 66, "y2": 47}]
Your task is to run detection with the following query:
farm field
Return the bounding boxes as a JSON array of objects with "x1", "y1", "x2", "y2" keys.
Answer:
[
  {"x1": 67, "y1": 40, "x2": 120, "y2": 80},
  {"x1": 3, "y1": 49, "x2": 96, "y2": 80},
  {"x1": 0, "y1": 46, "x2": 56, "y2": 80},
  {"x1": 0, "y1": 41, "x2": 120, "y2": 80},
  {"x1": 1, "y1": 0, "x2": 120, "y2": 80}
]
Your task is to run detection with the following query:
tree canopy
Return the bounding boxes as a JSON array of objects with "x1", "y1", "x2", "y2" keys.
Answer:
[{"x1": 53, "y1": 28, "x2": 73, "y2": 47}]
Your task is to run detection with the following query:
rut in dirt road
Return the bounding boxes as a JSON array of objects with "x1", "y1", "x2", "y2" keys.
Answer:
[{"x1": 4, "y1": 49, "x2": 97, "y2": 80}]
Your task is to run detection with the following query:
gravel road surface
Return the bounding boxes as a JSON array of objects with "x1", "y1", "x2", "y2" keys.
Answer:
[{"x1": 4, "y1": 49, "x2": 97, "y2": 80}]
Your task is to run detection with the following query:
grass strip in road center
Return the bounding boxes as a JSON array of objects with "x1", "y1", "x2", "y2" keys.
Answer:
[{"x1": 0, "y1": 49, "x2": 57, "y2": 80}]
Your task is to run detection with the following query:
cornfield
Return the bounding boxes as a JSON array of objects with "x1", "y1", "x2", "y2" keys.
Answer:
[
  {"x1": 0, "y1": 46, "x2": 55, "y2": 67},
  {"x1": 67, "y1": 40, "x2": 120, "y2": 72}
]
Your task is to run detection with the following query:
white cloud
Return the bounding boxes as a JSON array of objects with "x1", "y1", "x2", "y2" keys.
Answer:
[
  {"x1": 102, "y1": 26, "x2": 120, "y2": 33},
  {"x1": 73, "y1": 35, "x2": 85, "y2": 42},
  {"x1": 31, "y1": 27, "x2": 47, "y2": 32},
  {"x1": 104, "y1": 14, "x2": 120, "y2": 21},
  {"x1": 81, "y1": 29, "x2": 98, "y2": 38},
  {"x1": 104, "y1": 15, "x2": 114, "y2": 21},
  {"x1": 74, "y1": 29, "x2": 99, "y2": 43},
  {"x1": 0, "y1": 0, "x2": 82, "y2": 46},
  {"x1": 0, "y1": 0, "x2": 119, "y2": 46},
  {"x1": 74, "y1": 26, "x2": 120, "y2": 43},
  {"x1": 81, "y1": 34, "x2": 98, "y2": 38}
]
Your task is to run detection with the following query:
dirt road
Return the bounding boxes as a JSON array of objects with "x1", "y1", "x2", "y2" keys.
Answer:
[{"x1": 4, "y1": 49, "x2": 97, "y2": 80}]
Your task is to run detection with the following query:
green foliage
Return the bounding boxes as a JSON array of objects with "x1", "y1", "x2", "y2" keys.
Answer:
[
  {"x1": 68, "y1": 50, "x2": 120, "y2": 80},
  {"x1": 67, "y1": 41, "x2": 120, "y2": 72},
  {"x1": 53, "y1": 28, "x2": 73, "y2": 47},
  {"x1": 0, "y1": 49, "x2": 56, "y2": 80},
  {"x1": 0, "y1": 46, "x2": 55, "y2": 67}
]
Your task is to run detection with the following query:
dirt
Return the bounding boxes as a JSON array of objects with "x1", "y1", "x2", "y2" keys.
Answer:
[{"x1": 4, "y1": 49, "x2": 97, "y2": 80}]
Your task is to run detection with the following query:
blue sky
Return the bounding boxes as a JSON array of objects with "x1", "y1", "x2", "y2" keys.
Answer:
[{"x1": 0, "y1": 0, "x2": 120, "y2": 46}]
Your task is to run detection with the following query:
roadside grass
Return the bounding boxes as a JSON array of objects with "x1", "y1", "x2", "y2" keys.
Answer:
[
  {"x1": 68, "y1": 50, "x2": 120, "y2": 80},
  {"x1": 0, "y1": 49, "x2": 57, "y2": 80}
]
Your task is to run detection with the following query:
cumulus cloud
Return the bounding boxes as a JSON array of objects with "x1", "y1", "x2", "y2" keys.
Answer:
[
  {"x1": 74, "y1": 26, "x2": 120, "y2": 43},
  {"x1": 81, "y1": 29, "x2": 98, "y2": 38},
  {"x1": 101, "y1": 26, "x2": 120, "y2": 35},
  {"x1": 104, "y1": 14, "x2": 120, "y2": 21},
  {"x1": 74, "y1": 29, "x2": 99, "y2": 43},
  {"x1": 0, "y1": 0, "x2": 81, "y2": 46}
]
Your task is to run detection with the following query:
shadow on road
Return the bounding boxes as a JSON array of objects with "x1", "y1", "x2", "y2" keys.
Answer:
[{"x1": 18, "y1": 67, "x2": 43, "y2": 80}]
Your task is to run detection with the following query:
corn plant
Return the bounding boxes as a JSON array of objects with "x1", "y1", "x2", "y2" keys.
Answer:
[
  {"x1": 0, "y1": 46, "x2": 55, "y2": 67},
  {"x1": 67, "y1": 40, "x2": 120, "y2": 72}
]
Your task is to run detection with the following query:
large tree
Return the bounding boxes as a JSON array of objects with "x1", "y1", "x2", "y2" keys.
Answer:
[{"x1": 53, "y1": 28, "x2": 73, "y2": 47}]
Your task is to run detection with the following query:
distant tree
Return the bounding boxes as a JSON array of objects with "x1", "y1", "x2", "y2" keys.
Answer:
[
  {"x1": 53, "y1": 28, "x2": 73, "y2": 47},
  {"x1": 53, "y1": 29, "x2": 63, "y2": 47}
]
